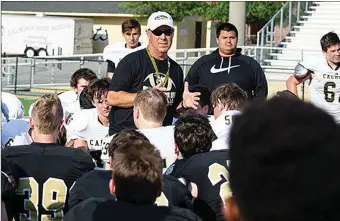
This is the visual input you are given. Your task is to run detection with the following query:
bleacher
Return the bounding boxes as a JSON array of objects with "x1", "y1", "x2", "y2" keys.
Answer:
[{"x1": 264, "y1": 1, "x2": 340, "y2": 69}]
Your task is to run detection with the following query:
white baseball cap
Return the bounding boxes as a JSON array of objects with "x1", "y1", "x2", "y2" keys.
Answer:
[{"x1": 147, "y1": 11, "x2": 174, "y2": 31}]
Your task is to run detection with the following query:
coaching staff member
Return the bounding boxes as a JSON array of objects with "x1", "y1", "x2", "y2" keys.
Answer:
[
  {"x1": 107, "y1": 11, "x2": 200, "y2": 135},
  {"x1": 185, "y1": 22, "x2": 268, "y2": 100}
]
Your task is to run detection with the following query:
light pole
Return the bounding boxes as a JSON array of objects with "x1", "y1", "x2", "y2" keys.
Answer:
[{"x1": 229, "y1": 1, "x2": 246, "y2": 46}]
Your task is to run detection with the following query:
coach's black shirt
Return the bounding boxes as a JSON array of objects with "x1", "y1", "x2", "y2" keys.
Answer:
[{"x1": 108, "y1": 48, "x2": 184, "y2": 135}]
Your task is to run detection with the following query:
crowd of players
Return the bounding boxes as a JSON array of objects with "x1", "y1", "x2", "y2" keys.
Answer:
[{"x1": 1, "y1": 11, "x2": 340, "y2": 221}]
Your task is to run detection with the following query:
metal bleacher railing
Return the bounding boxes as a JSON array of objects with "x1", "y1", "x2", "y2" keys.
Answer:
[{"x1": 256, "y1": 1, "x2": 314, "y2": 63}]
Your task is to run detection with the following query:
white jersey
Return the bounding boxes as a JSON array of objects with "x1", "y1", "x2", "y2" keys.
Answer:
[
  {"x1": 1, "y1": 92, "x2": 24, "y2": 120},
  {"x1": 100, "y1": 126, "x2": 176, "y2": 171},
  {"x1": 103, "y1": 42, "x2": 145, "y2": 67},
  {"x1": 65, "y1": 108, "x2": 109, "y2": 151},
  {"x1": 299, "y1": 55, "x2": 340, "y2": 123},
  {"x1": 211, "y1": 137, "x2": 229, "y2": 151},
  {"x1": 139, "y1": 126, "x2": 176, "y2": 170},
  {"x1": 101, "y1": 135, "x2": 114, "y2": 168},
  {"x1": 1, "y1": 119, "x2": 32, "y2": 147},
  {"x1": 210, "y1": 110, "x2": 241, "y2": 139}
]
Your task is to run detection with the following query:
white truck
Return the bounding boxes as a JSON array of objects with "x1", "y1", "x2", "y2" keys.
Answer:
[{"x1": 1, "y1": 14, "x2": 94, "y2": 57}]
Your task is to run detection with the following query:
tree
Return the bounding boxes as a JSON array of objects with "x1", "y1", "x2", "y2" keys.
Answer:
[
  {"x1": 246, "y1": 2, "x2": 284, "y2": 24},
  {"x1": 119, "y1": 1, "x2": 284, "y2": 24},
  {"x1": 119, "y1": 2, "x2": 201, "y2": 22}
]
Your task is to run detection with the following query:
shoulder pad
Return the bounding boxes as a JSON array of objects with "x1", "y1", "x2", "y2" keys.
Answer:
[
  {"x1": 67, "y1": 111, "x2": 88, "y2": 132},
  {"x1": 294, "y1": 63, "x2": 310, "y2": 78}
]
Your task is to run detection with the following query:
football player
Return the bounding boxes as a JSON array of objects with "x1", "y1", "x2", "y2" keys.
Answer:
[
  {"x1": 1, "y1": 119, "x2": 32, "y2": 147},
  {"x1": 68, "y1": 130, "x2": 193, "y2": 210},
  {"x1": 2, "y1": 94, "x2": 95, "y2": 221},
  {"x1": 103, "y1": 19, "x2": 145, "y2": 79},
  {"x1": 225, "y1": 98, "x2": 340, "y2": 221},
  {"x1": 102, "y1": 89, "x2": 177, "y2": 170},
  {"x1": 210, "y1": 83, "x2": 248, "y2": 150},
  {"x1": 1, "y1": 92, "x2": 25, "y2": 121},
  {"x1": 28, "y1": 68, "x2": 97, "y2": 120},
  {"x1": 286, "y1": 31, "x2": 340, "y2": 123},
  {"x1": 64, "y1": 138, "x2": 201, "y2": 221},
  {"x1": 65, "y1": 78, "x2": 111, "y2": 165},
  {"x1": 166, "y1": 114, "x2": 229, "y2": 221},
  {"x1": 79, "y1": 86, "x2": 95, "y2": 109},
  {"x1": 1, "y1": 157, "x2": 20, "y2": 221}
]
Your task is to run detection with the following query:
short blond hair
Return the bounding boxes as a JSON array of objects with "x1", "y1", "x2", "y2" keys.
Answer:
[
  {"x1": 31, "y1": 94, "x2": 63, "y2": 134},
  {"x1": 134, "y1": 89, "x2": 168, "y2": 123},
  {"x1": 112, "y1": 139, "x2": 163, "y2": 204},
  {"x1": 211, "y1": 83, "x2": 248, "y2": 110}
]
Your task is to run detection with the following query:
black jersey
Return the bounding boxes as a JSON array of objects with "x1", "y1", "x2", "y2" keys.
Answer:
[
  {"x1": 166, "y1": 150, "x2": 230, "y2": 221},
  {"x1": 68, "y1": 169, "x2": 193, "y2": 210},
  {"x1": 1, "y1": 158, "x2": 18, "y2": 202},
  {"x1": 64, "y1": 198, "x2": 202, "y2": 221},
  {"x1": 2, "y1": 142, "x2": 95, "y2": 221},
  {"x1": 1, "y1": 157, "x2": 21, "y2": 220},
  {"x1": 67, "y1": 169, "x2": 115, "y2": 209}
]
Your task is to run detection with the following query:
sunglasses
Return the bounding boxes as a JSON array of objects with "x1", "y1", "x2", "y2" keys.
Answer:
[{"x1": 151, "y1": 29, "x2": 173, "y2": 36}]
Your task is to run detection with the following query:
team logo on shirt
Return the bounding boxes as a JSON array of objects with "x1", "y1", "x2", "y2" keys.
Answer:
[
  {"x1": 143, "y1": 73, "x2": 177, "y2": 106},
  {"x1": 210, "y1": 64, "x2": 240, "y2": 74}
]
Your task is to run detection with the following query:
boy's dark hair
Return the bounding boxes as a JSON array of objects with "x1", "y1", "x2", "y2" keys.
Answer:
[
  {"x1": 122, "y1": 19, "x2": 141, "y2": 34},
  {"x1": 216, "y1": 22, "x2": 238, "y2": 38},
  {"x1": 87, "y1": 78, "x2": 110, "y2": 101},
  {"x1": 320, "y1": 32, "x2": 340, "y2": 52},
  {"x1": 174, "y1": 114, "x2": 217, "y2": 158},
  {"x1": 189, "y1": 85, "x2": 211, "y2": 108},
  {"x1": 271, "y1": 90, "x2": 299, "y2": 101},
  {"x1": 70, "y1": 68, "x2": 97, "y2": 88},
  {"x1": 229, "y1": 98, "x2": 340, "y2": 221},
  {"x1": 79, "y1": 87, "x2": 95, "y2": 109}
]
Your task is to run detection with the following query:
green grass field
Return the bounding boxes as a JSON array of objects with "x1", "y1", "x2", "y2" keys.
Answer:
[
  {"x1": 15, "y1": 81, "x2": 310, "y2": 117},
  {"x1": 18, "y1": 96, "x2": 38, "y2": 117}
]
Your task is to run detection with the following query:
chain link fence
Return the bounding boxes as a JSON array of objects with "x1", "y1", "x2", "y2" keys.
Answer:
[
  {"x1": 1, "y1": 47, "x2": 311, "y2": 100},
  {"x1": 1, "y1": 55, "x2": 108, "y2": 92}
]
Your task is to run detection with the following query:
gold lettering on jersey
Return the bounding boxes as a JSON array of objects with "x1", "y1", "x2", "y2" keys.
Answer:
[
  {"x1": 15, "y1": 177, "x2": 67, "y2": 221},
  {"x1": 323, "y1": 74, "x2": 340, "y2": 80}
]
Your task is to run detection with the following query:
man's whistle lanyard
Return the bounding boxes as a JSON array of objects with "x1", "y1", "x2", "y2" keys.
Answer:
[{"x1": 146, "y1": 47, "x2": 170, "y2": 87}]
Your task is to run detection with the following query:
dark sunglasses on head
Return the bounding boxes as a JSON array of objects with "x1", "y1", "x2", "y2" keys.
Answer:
[{"x1": 151, "y1": 29, "x2": 173, "y2": 36}]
